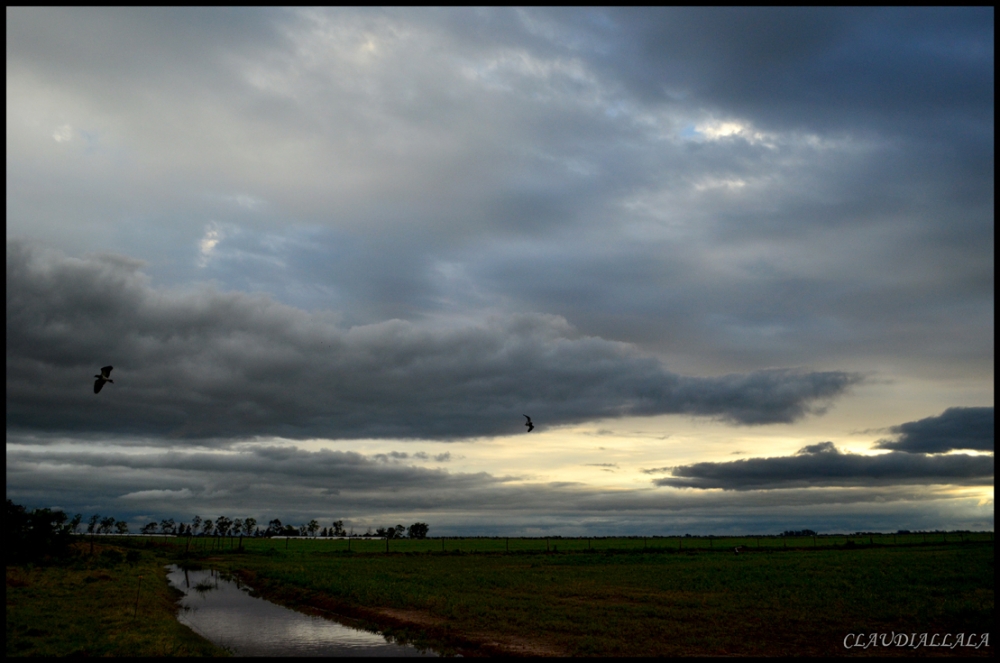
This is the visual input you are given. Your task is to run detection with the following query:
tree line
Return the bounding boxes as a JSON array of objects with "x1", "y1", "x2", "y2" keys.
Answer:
[{"x1": 25, "y1": 503, "x2": 431, "y2": 540}]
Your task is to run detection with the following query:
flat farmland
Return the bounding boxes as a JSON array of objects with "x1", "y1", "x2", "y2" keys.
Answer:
[
  {"x1": 189, "y1": 535, "x2": 992, "y2": 656},
  {"x1": 9, "y1": 535, "x2": 993, "y2": 656}
]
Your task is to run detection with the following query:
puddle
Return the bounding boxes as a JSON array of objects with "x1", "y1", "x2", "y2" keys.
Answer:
[{"x1": 167, "y1": 565, "x2": 438, "y2": 657}]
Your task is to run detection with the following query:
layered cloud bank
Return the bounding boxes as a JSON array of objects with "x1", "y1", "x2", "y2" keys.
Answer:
[
  {"x1": 7, "y1": 241, "x2": 861, "y2": 441},
  {"x1": 5, "y1": 441, "x2": 991, "y2": 536},
  {"x1": 655, "y1": 408, "x2": 994, "y2": 490}
]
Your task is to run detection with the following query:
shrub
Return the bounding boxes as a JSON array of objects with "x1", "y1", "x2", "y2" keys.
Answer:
[{"x1": 7, "y1": 499, "x2": 76, "y2": 564}]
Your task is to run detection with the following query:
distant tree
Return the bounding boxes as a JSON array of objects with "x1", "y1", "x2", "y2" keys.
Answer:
[
  {"x1": 243, "y1": 517, "x2": 257, "y2": 536},
  {"x1": 115, "y1": 520, "x2": 129, "y2": 535},
  {"x1": 99, "y1": 516, "x2": 116, "y2": 535},
  {"x1": 215, "y1": 516, "x2": 232, "y2": 538},
  {"x1": 407, "y1": 523, "x2": 430, "y2": 539},
  {"x1": 202, "y1": 518, "x2": 214, "y2": 536},
  {"x1": 160, "y1": 518, "x2": 175, "y2": 535},
  {"x1": 191, "y1": 515, "x2": 202, "y2": 535},
  {"x1": 375, "y1": 527, "x2": 387, "y2": 538},
  {"x1": 298, "y1": 524, "x2": 308, "y2": 537},
  {"x1": 69, "y1": 514, "x2": 83, "y2": 534},
  {"x1": 268, "y1": 519, "x2": 283, "y2": 536},
  {"x1": 331, "y1": 520, "x2": 346, "y2": 537},
  {"x1": 282, "y1": 524, "x2": 298, "y2": 536},
  {"x1": 87, "y1": 514, "x2": 100, "y2": 534},
  {"x1": 141, "y1": 522, "x2": 158, "y2": 535},
  {"x1": 376, "y1": 525, "x2": 406, "y2": 539},
  {"x1": 320, "y1": 527, "x2": 329, "y2": 537},
  {"x1": 307, "y1": 519, "x2": 319, "y2": 537},
  {"x1": 232, "y1": 519, "x2": 243, "y2": 538}
]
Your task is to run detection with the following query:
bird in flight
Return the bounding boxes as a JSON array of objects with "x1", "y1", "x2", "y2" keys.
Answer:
[
  {"x1": 94, "y1": 366, "x2": 114, "y2": 394},
  {"x1": 523, "y1": 415, "x2": 534, "y2": 432}
]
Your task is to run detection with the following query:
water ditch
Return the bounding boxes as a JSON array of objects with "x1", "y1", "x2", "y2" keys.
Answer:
[{"x1": 166, "y1": 565, "x2": 438, "y2": 657}]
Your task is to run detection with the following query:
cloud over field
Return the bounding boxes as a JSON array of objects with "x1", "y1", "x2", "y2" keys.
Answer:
[
  {"x1": 875, "y1": 407, "x2": 994, "y2": 454},
  {"x1": 7, "y1": 241, "x2": 862, "y2": 441},
  {"x1": 655, "y1": 439, "x2": 993, "y2": 490}
]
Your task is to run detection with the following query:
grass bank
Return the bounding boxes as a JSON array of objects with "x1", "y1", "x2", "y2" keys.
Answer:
[
  {"x1": 6, "y1": 542, "x2": 227, "y2": 657},
  {"x1": 197, "y1": 540, "x2": 992, "y2": 656}
]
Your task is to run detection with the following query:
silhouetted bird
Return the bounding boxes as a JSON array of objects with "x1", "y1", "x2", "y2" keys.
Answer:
[
  {"x1": 94, "y1": 366, "x2": 114, "y2": 394},
  {"x1": 523, "y1": 415, "x2": 534, "y2": 432}
]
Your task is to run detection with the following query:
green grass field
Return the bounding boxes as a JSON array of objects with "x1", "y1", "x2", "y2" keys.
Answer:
[
  {"x1": 8, "y1": 534, "x2": 993, "y2": 656},
  {"x1": 5, "y1": 542, "x2": 227, "y2": 657},
  {"x1": 173, "y1": 530, "x2": 992, "y2": 556}
]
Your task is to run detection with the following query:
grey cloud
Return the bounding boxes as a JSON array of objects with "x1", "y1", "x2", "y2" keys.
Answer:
[
  {"x1": 6, "y1": 443, "x2": 990, "y2": 535},
  {"x1": 656, "y1": 441, "x2": 993, "y2": 490},
  {"x1": 597, "y1": 8, "x2": 993, "y2": 136},
  {"x1": 875, "y1": 407, "x2": 994, "y2": 454},
  {"x1": 6, "y1": 9, "x2": 991, "y2": 387},
  {"x1": 7, "y1": 241, "x2": 862, "y2": 441}
]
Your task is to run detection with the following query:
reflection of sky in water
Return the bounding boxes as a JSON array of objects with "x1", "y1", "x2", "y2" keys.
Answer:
[{"x1": 167, "y1": 565, "x2": 437, "y2": 657}]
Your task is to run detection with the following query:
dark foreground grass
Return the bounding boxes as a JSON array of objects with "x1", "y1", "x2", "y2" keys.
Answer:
[
  {"x1": 195, "y1": 540, "x2": 994, "y2": 656},
  {"x1": 6, "y1": 542, "x2": 226, "y2": 657}
]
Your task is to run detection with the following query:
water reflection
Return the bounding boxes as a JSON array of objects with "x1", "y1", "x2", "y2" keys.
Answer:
[{"x1": 167, "y1": 565, "x2": 437, "y2": 657}]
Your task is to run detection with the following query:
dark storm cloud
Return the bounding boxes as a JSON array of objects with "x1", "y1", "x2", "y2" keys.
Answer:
[
  {"x1": 875, "y1": 407, "x2": 994, "y2": 454},
  {"x1": 7, "y1": 241, "x2": 861, "y2": 441},
  {"x1": 596, "y1": 8, "x2": 993, "y2": 133},
  {"x1": 656, "y1": 441, "x2": 993, "y2": 490},
  {"x1": 6, "y1": 9, "x2": 992, "y2": 383}
]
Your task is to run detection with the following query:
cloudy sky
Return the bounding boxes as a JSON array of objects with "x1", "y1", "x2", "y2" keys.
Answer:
[{"x1": 6, "y1": 8, "x2": 994, "y2": 536}]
